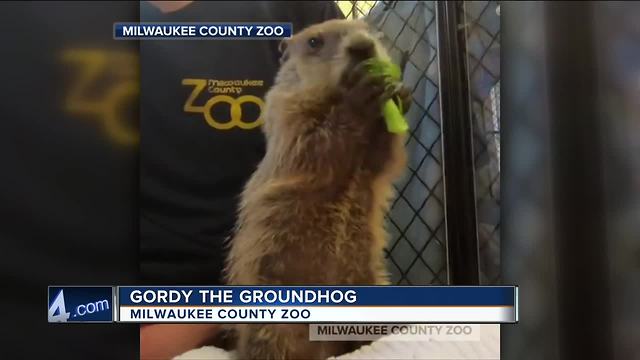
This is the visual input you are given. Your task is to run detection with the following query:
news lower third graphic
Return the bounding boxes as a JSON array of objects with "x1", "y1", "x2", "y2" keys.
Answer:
[
  {"x1": 113, "y1": 23, "x2": 293, "y2": 40},
  {"x1": 48, "y1": 286, "x2": 114, "y2": 323},
  {"x1": 116, "y1": 286, "x2": 518, "y2": 323},
  {"x1": 47, "y1": 286, "x2": 518, "y2": 324}
]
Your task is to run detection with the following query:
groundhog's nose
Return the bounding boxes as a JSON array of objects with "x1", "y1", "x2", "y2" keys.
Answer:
[{"x1": 347, "y1": 38, "x2": 375, "y2": 61}]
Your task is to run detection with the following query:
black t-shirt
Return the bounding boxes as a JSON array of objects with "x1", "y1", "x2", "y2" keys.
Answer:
[{"x1": 140, "y1": 1, "x2": 343, "y2": 285}]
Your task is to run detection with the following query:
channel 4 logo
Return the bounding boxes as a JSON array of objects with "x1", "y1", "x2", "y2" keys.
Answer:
[{"x1": 48, "y1": 286, "x2": 114, "y2": 323}]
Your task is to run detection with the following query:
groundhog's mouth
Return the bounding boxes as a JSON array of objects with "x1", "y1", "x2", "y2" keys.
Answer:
[{"x1": 343, "y1": 38, "x2": 379, "y2": 79}]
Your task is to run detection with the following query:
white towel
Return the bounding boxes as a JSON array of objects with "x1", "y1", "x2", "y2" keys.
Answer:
[{"x1": 174, "y1": 325, "x2": 500, "y2": 360}]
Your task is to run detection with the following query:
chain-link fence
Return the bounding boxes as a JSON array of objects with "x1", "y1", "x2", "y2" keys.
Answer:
[
  {"x1": 460, "y1": 1, "x2": 501, "y2": 284},
  {"x1": 340, "y1": 1, "x2": 446, "y2": 285},
  {"x1": 337, "y1": 0, "x2": 501, "y2": 285}
]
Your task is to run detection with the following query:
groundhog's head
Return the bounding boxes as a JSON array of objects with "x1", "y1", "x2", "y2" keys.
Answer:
[{"x1": 275, "y1": 19, "x2": 390, "y2": 90}]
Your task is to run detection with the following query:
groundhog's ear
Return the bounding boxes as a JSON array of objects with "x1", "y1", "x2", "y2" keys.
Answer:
[{"x1": 278, "y1": 39, "x2": 290, "y2": 64}]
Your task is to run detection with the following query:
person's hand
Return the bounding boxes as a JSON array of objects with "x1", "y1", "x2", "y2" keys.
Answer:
[
  {"x1": 147, "y1": 1, "x2": 194, "y2": 14},
  {"x1": 140, "y1": 324, "x2": 221, "y2": 359}
]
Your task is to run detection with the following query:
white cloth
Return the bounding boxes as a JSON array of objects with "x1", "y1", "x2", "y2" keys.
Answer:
[{"x1": 174, "y1": 325, "x2": 500, "y2": 360}]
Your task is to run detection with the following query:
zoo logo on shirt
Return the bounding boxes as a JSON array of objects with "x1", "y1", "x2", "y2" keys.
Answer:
[
  {"x1": 61, "y1": 49, "x2": 139, "y2": 146},
  {"x1": 182, "y1": 78, "x2": 265, "y2": 130}
]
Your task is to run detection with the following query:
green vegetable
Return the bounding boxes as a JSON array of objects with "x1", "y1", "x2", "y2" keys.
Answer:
[{"x1": 363, "y1": 58, "x2": 409, "y2": 134}]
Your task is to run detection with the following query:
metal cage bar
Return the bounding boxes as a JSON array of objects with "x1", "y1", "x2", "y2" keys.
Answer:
[{"x1": 436, "y1": 0, "x2": 480, "y2": 285}]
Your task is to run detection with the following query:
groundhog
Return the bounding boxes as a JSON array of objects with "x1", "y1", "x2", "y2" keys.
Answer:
[{"x1": 224, "y1": 19, "x2": 410, "y2": 360}]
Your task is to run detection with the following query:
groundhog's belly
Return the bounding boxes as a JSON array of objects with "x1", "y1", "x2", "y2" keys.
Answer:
[{"x1": 252, "y1": 192, "x2": 380, "y2": 286}]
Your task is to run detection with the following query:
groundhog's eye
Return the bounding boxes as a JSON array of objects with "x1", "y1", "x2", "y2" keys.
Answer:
[{"x1": 307, "y1": 36, "x2": 324, "y2": 49}]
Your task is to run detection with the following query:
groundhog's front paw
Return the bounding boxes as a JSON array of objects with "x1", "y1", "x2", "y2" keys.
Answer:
[
  {"x1": 393, "y1": 85, "x2": 413, "y2": 115},
  {"x1": 340, "y1": 63, "x2": 397, "y2": 119}
]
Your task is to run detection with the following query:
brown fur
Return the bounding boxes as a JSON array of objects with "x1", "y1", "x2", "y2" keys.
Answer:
[{"x1": 224, "y1": 19, "x2": 409, "y2": 360}]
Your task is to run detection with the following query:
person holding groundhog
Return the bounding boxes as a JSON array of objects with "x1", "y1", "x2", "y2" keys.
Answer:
[{"x1": 139, "y1": 1, "x2": 343, "y2": 358}]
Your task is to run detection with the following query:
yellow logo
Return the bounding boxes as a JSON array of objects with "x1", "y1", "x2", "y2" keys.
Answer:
[
  {"x1": 61, "y1": 49, "x2": 139, "y2": 145},
  {"x1": 182, "y1": 78, "x2": 265, "y2": 130}
]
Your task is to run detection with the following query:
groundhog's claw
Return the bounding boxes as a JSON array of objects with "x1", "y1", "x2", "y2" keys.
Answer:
[
  {"x1": 340, "y1": 60, "x2": 412, "y2": 120},
  {"x1": 342, "y1": 62, "x2": 368, "y2": 88},
  {"x1": 393, "y1": 85, "x2": 413, "y2": 114},
  {"x1": 341, "y1": 71, "x2": 395, "y2": 118}
]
